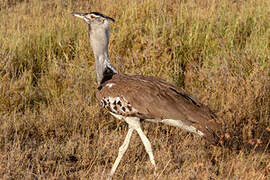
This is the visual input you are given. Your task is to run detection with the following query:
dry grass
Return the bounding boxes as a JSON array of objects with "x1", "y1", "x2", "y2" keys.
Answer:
[{"x1": 0, "y1": 0, "x2": 269, "y2": 179}]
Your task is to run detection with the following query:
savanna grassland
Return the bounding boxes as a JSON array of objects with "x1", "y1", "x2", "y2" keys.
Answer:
[{"x1": 0, "y1": 0, "x2": 270, "y2": 179}]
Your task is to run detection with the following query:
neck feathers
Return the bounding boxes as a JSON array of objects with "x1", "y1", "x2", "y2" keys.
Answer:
[
  {"x1": 95, "y1": 54, "x2": 117, "y2": 87},
  {"x1": 88, "y1": 23, "x2": 118, "y2": 86}
]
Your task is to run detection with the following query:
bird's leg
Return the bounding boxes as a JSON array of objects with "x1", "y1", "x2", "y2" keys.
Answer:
[
  {"x1": 125, "y1": 117, "x2": 157, "y2": 172},
  {"x1": 135, "y1": 127, "x2": 157, "y2": 169},
  {"x1": 108, "y1": 127, "x2": 134, "y2": 180}
]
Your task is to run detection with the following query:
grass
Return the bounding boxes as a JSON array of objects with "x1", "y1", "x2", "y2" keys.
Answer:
[{"x1": 0, "y1": 0, "x2": 269, "y2": 179}]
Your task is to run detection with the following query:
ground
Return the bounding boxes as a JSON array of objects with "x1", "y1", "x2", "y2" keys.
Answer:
[{"x1": 0, "y1": 0, "x2": 269, "y2": 179}]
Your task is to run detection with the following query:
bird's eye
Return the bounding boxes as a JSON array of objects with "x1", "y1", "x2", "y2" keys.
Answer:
[{"x1": 90, "y1": 15, "x2": 95, "y2": 19}]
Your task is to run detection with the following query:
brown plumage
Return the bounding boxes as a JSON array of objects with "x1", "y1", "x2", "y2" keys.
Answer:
[
  {"x1": 97, "y1": 73, "x2": 221, "y2": 144},
  {"x1": 72, "y1": 11, "x2": 222, "y2": 179}
]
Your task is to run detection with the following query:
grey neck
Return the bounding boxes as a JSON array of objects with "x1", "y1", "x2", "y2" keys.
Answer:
[{"x1": 88, "y1": 24, "x2": 117, "y2": 87}]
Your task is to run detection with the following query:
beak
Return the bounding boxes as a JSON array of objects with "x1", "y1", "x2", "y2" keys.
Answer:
[{"x1": 71, "y1": 12, "x2": 86, "y2": 19}]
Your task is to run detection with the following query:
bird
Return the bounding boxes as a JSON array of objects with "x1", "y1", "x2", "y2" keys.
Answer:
[{"x1": 72, "y1": 11, "x2": 222, "y2": 179}]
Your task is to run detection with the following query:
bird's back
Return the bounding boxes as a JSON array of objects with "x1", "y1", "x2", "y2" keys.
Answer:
[{"x1": 97, "y1": 74, "x2": 221, "y2": 144}]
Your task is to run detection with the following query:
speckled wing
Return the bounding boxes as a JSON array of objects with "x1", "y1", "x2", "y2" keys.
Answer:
[{"x1": 96, "y1": 74, "x2": 221, "y2": 144}]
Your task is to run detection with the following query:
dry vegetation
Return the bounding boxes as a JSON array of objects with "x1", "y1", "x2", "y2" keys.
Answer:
[{"x1": 0, "y1": 0, "x2": 269, "y2": 179}]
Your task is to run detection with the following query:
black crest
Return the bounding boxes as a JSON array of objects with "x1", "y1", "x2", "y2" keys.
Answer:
[{"x1": 90, "y1": 12, "x2": 115, "y2": 22}]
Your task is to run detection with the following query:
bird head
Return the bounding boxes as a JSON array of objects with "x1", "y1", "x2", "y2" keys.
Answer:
[
  {"x1": 72, "y1": 12, "x2": 114, "y2": 49},
  {"x1": 72, "y1": 12, "x2": 114, "y2": 27}
]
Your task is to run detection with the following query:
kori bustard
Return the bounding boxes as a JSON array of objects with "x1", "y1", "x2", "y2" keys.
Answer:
[{"x1": 72, "y1": 11, "x2": 221, "y2": 179}]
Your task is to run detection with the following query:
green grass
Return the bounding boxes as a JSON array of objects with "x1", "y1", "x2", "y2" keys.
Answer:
[{"x1": 0, "y1": 0, "x2": 269, "y2": 179}]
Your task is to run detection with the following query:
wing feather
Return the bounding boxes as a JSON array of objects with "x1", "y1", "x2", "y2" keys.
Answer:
[{"x1": 97, "y1": 74, "x2": 221, "y2": 144}]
